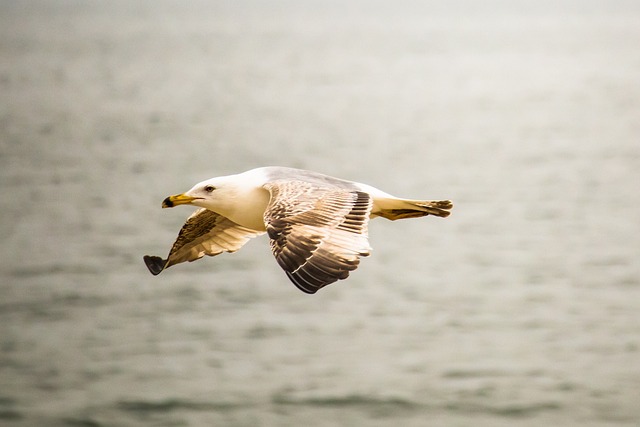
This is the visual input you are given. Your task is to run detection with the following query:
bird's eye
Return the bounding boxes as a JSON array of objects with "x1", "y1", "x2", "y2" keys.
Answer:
[{"x1": 204, "y1": 185, "x2": 215, "y2": 193}]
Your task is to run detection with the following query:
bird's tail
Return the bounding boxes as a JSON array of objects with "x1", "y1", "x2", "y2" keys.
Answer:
[{"x1": 375, "y1": 199, "x2": 453, "y2": 220}]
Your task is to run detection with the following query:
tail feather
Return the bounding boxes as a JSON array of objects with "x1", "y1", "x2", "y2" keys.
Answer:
[{"x1": 377, "y1": 199, "x2": 452, "y2": 220}]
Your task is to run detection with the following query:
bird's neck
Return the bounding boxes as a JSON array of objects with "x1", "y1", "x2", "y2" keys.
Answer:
[{"x1": 222, "y1": 186, "x2": 270, "y2": 231}]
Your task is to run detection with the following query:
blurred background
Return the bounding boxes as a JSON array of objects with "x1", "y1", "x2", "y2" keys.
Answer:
[{"x1": 1, "y1": 1, "x2": 639, "y2": 426}]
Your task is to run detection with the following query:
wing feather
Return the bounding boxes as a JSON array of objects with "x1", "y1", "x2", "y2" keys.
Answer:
[
  {"x1": 144, "y1": 208, "x2": 264, "y2": 275},
  {"x1": 263, "y1": 181, "x2": 373, "y2": 293}
]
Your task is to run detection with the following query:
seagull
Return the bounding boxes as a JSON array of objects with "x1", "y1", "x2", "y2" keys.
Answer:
[{"x1": 144, "y1": 166, "x2": 452, "y2": 294}]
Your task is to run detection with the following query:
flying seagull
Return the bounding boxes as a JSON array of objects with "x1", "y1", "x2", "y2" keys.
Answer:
[{"x1": 144, "y1": 166, "x2": 452, "y2": 294}]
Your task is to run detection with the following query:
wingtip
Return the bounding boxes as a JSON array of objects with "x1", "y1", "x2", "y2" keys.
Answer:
[
  {"x1": 143, "y1": 255, "x2": 167, "y2": 275},
  {"x1": 285, "y1": 271, "x2": 319, "y2": 294}
]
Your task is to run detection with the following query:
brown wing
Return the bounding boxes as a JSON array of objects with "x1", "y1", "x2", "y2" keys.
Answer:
[
  {"x1": 263, "y1": 181, "x2": 373, "y2": 294},
  {"x1": 144, "y1": 208, "x2": 265, "y2": 275}
]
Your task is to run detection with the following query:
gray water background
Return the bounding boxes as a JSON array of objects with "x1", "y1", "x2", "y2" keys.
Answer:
[{"x1": 1, "y1": 1, "x2": 639, "y2": 426}]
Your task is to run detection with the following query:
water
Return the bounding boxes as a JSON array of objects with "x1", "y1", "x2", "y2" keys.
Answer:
[{"x1": 1, "y1": 1, "x2": 639, "y2": 426}]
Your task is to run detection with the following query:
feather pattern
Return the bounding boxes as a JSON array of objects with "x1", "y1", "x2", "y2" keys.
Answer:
[
  {"x1": 263, "y1": 180, "x2": 373, "y2": 293},
  {"x1": 143, "y1": 208, "x2": 264, "y2": 275}
]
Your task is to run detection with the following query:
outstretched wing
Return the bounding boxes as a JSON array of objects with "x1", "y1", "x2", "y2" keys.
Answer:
[
  {"x1": 263, "y1": 181, "x2": 373, "y2": 294},
  {"x1": 144, "y1": 208, "x2": 265, "y2": 275}
]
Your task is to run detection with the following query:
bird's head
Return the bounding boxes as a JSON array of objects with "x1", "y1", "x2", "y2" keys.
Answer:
[{"x1": 162, "y1": 176, "x2": 234, "y2": 213}]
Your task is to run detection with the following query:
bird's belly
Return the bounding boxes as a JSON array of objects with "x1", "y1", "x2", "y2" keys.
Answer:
[{"x1": 233, "y1": 213, "x2": 267, "y2": 231}]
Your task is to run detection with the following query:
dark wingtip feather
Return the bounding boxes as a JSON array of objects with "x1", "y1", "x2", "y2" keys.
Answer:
[
  {"x1": 143, "y1": 255, "x2": 167, "y2": 275},
  {"x1": 286, "y1": 271, "x2": 319, "y2": 294}
]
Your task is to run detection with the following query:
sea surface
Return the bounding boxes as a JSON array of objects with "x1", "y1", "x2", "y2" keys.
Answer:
[{"x1": 1, "y1": 1, "x2": 639, "y2": 426}]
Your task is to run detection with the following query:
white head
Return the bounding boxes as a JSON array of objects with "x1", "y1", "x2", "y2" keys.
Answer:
[
  {"x1": 162, "y1": 175, "x2": 238, "y2": 214},
  {"x1": 160, "y1": 169, "x2": 270, "y2": 228}
]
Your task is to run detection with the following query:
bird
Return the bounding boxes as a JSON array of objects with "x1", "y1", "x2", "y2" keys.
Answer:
[{"x1": 144, "y1": 166, "x2": 452, "y2": 294}]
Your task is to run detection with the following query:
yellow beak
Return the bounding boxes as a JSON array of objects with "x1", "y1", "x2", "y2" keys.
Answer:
[{"x1": 162, "y1": 193, "x2": 201, "y2": 208}]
